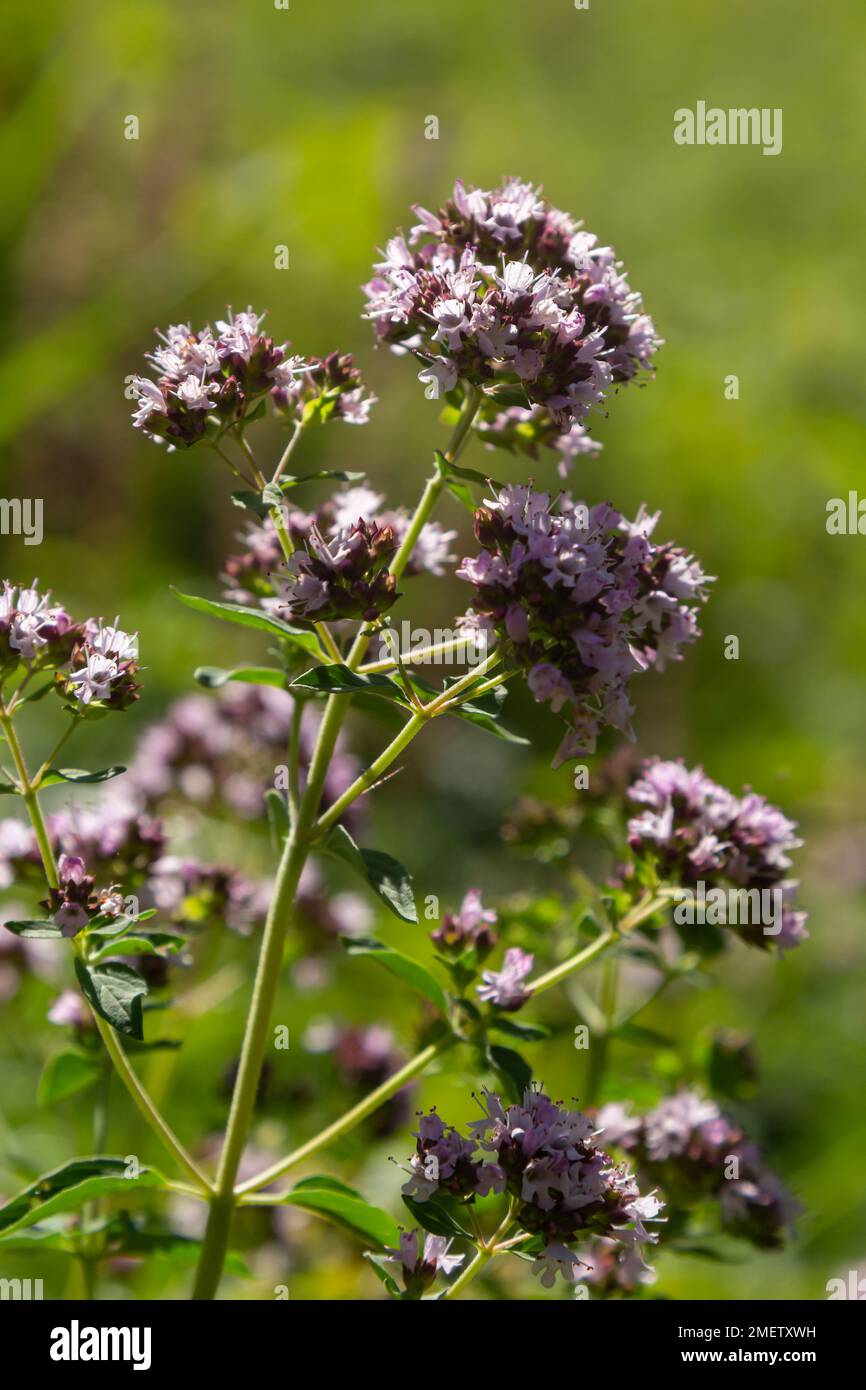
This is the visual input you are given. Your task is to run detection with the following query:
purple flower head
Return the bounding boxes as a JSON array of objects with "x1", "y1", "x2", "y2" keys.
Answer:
[
  {"x1": 383, "y1": 1229, "x2": 464, "y2": 1295},
  {"x1": 394, "y1": 1087, "x2": 662, "y2": 1290},
  {"x1": 430, "y1": 887, "x2": 498, "y2": 959},
  {"x1": 281, "y1": 517, "x2": 399, "y2": 623},
  {"x1": 54, "y1": 617, "x2": 141, "y2": 714},
  {"x1": 626, "y1": 758, "x2": 808, "y2": 955},
  {"x1": 0, "y1": 581, "x2": 82, "y2": 674},
  {"x1": 599, "y1": 1089, "x2": 799, "y2": 1251},
  {"x1": 456, "y1": 488, "x2": 710, "y2": 766},
  {"x1": 364, "y1": 179, "x2": 661, "y2": 469},
  {"x1": 477, "y1": 946, "x2": 534, "y2": 1011},
  {"x1": 271, "y1": 350, "x2": 376, "y2": 426},
  {"x1": 132, "y1": 313, "x2": 374, "y2": 449},
  {"x1": 42, "y1": 853, "x2": 99, "y2": 937}
]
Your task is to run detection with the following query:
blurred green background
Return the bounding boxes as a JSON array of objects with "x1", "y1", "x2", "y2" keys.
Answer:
[{"x1": 1, "y1": 0, "x2": 865, "y2": 1300}]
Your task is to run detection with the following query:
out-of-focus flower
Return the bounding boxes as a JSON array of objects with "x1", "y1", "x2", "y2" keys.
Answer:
[
  {"x1": 47, "y1": 988, "x2": 94, "y2": 1031},
  {"x1": 626, "y1": 758, "x2": 808, "y2": 954},
  {"x1": 363, "y1": 178, "x2": 660, "y2": 470},
  {"x1": 330, "y1": 1023, "x2": 416, "y2": 1135},
  {"x1": 400, "y1": 1087, "x2": 662, "y2": 1289},
  {"x1": 456, "y1": 487, "x2": 710, "y2": 765},
  {"x1": 126, "y1": 685, "x2": 361, "y2": 829},
  {"x1": 477, "y1": 946, "x2": 534, "y2": 1010},
  {"x1": 596, "y1": 1090, "x2": 799, "y2": 1250},
  {"x1": 431, "y1": 887, "x2": 498, "y2": 958}
]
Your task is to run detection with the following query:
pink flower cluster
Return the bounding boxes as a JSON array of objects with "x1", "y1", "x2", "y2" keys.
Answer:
[
  {"x1": 1, "y1": 582, "x2": 140, "y2": 713},
  {"x1": 597, "y1": 1090, "x2": 800, "y2": 1250},
  {"x1": 456, "y1": 486, "x2": 710, "y2": 764},
  {"x1": 401, "y1": 1087, "x2": 663, "y2": 1289},
  {"x1": 626, "y1": 759, "x2": 808, "y2": 953},
  {"x1": 130, "y1": 309, "x2": 374, "y2": 449},
  {"x1": 363, "y1": 178, "x2": 660, "y2": 471}
]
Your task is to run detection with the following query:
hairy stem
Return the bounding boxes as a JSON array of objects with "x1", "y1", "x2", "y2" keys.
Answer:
[
  {"x1": 92, "y1": 1014, "x2": 211, "y2": 1192},
  {"x1": 236, "y1": 1036, "x2": 457, "y2": 1197}
]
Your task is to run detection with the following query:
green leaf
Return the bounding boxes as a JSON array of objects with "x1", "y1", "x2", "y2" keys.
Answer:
[
  {"x1": 38, "y1": 1051, "x2": 102, "y2": 1105},
  {"x1": 3, "y1": 919, "x2": 62, "y2": 938},
  {"x1": 433, "y1": 449, "x2": 503, "y2": 491},
  {"x1": 230, "y1": 488, "x2": 270, "y2": 519},
  {"x1": 103, "y1": 1223, "x2": 249, "y2": 1276},
  {"x1": 86, "y1": 910, "x2": 157, "y2": 938},
  {"x1": 323, "y1": 824, "x2": 417, "y2": 923},
  {"x1": 364, "y1": 1251, "x2": 402, "y2": 1297},
  {"x1": 194, "y1": 665, "x2": 288, "y2": 690},
  {"x1": 87, "y1": 932, "x2": 186, "y2": 965},
  {"x1": 38, "y1": 766, "x2": 126, "y2": 788},
  {"x1": 279, "y1": 1178, "x2": 399, "y2": 1249},
  {"x1": 0, "y1": 1157, "x2": 165, "y2": 1238},
  {"x1": 447, "y1": 697, "x2": 528, "y2": 745},
  {"x1": 278, "y1": 469, "x2": 367, "y2": 491},
  {"x1": 488, "y1": 1017, "x2": 552, "y2": 1042},
  {"x1": 172, "y1": 589, "x2": 321, "y2": 654},
  {"x1": 340, "y1": 937, "x2": 447, "y2": 1013},
  {"x1": 401, "y1": 1193, "x2": 471, "y2": 1240},
  {"x1": 488, "y1": 1044, "x2": 533, "y2": 1102},
  {"x1": 74, "y1": 959, "x2": 148, "y2": 1040},
  {"x1": 265, "y1": 788, "x2": 290, "y2": 852},
  {"x1": 291, "y1": 663, "x2": 409, "y2": 705}
]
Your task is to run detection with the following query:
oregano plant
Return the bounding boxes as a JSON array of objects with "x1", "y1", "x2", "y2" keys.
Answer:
[{"x1": 0, "y1": 178, "x2": 804, "y2": 1301}]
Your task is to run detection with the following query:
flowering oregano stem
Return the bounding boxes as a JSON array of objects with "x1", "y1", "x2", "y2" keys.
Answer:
[
  {"x1": 191, "y1": 389, "x2": 484, "y2": 1298},
  {"x1": 0, "y1": 707, "x2": 207, "y2": 1189},
  {"x1": 271, "y1": 418, "x2": 305, "y2": 484},
  {"x1": 236, "y1": 1035, "x2": 458, "y2": 1197}
]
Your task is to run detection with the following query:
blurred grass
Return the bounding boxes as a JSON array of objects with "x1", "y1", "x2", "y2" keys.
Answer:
[{"x1": 1, "y1": 0, "x2": 865, "y2": 1299}]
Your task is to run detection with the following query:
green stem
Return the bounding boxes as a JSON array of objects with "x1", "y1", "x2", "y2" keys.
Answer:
[
  {"x1": 443, "y1": 1205, "x2": 517, "y2": 1300},
  {"x1": 586, "y1": 953, "x2": 619, "y2": 1106},
  {"x1": 237, "y1": 1036, "x2": 456, "y2": 1197},
  {"x1": 314, "y1": 710, "x2": 427, "y2": 836},
  {"x1": 0, "y1": 710, "x2": 58, "y2": 887},
  {"x1": 33, "y1": 716, "x2": 82, "y2": 786},
  {"x1": 92, "y1": 1013, "x2": 211, "y2": 1192},
  {"x1": 360, "y1": 634, "x2": 483, "y2": 674},
  {"x1": 527, "y1": 931, "x2": 615, "y2": 997},
  {"x1": 443, "y1": 1245, "x2": 493, "y2": 1299},
  {"x1": 191, "y1": 387, "x2": 484, "y2": 1298}
]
